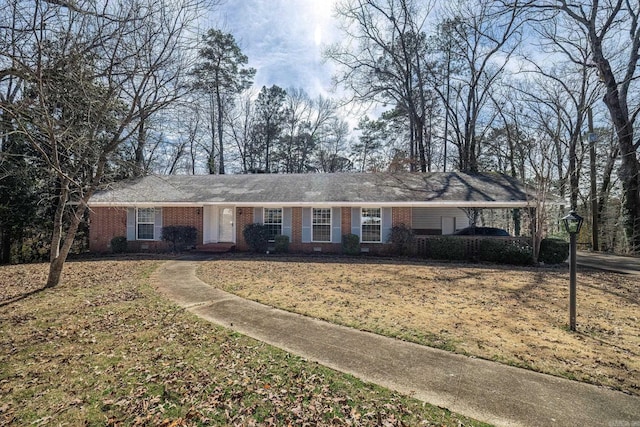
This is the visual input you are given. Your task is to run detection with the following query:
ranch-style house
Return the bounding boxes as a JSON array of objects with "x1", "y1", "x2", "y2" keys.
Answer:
[{"x1": 87, "y1": 172, "x2": 537, "y2": 253}]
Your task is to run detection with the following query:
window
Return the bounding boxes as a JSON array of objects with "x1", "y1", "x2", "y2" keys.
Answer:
[
  {"x1": 361, "y1": 208, "x2": 381, "y2": 242},
  {"x1": 263, "y1": 208, "x2": 282, "y2": 241},
  {"x1": 137, "y1": 208, "x2": 155, "y2": 240},
  {"x1": 312, "y1": 208, "x2": 331, "y2": 242}
]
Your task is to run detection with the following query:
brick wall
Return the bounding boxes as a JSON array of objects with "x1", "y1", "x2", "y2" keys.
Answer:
[
  {"x1": 89, "y1": 207, "x2": 127, "y2": 252},
  {"x1": 163, "y1": 207, "x2": 203, "y2": 244},
  {"x1": 235, "y1": 207, "x2": 254, "y2": 251},
  {"x1": 393, "y1": 207, "x2": 412, "y2": 227},
  {"x1": 89, "y1": 206, "x2": 202, "y2": 253},
  {"x1": 341, "y1": 207, "x2": 352, "y2": 237},
  {"x1": 91, "y1": 205, "x2": 409, "y2": 254},
  {"x1": 291, "y1": 207, "x2": 302, "y2": 244}
]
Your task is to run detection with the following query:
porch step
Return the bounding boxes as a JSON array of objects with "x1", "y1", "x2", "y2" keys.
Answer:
[{"x1": 194, "y1": 243, "x2": 236, "y2": 253}]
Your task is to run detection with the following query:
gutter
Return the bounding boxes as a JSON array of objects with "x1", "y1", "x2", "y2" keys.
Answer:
[{"x1": 88, "y1": 201, "x2": 535, "y2": 209}]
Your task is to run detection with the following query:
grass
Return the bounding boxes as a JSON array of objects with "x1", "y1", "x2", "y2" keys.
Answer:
[
  {"x1": 0, "y1": 257, "x2": 488, "y2": 426},
  {"x1": 197, "y1": 254, "x2": 640, "y2": 395}
]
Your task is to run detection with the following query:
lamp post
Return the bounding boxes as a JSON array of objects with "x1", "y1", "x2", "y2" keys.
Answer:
[{"x1": 562, "y1": 210, "x2": 584, "y2": 331}]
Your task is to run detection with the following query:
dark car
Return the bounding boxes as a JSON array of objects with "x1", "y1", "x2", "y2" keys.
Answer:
[{"x1": 452, "y1": 226, "x2": 510, "y2": 236}]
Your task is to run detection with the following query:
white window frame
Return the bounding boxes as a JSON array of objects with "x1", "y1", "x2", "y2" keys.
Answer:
[
  {"x1": 312, "y1": 208, "x2": 332, "y2": 242},
  {"x1": 136, "y1": 208, "x2": 155, "y2": 240},
  {"x1": 263, "y1": 207, "x2": 283, "y2": 241},
  {"x1": 361, "y1": 207, "x2": 382, "y2": 243}
]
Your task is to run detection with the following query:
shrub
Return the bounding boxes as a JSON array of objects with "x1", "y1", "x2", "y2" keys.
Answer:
[
  {"x1": 161, "y1": 226, "x2": 197, "y2": 252},
  {"x1": 389, "y1": 224, "x2": 415, "y2": 255},
  {"x1": 427, "y1": 237, "x2": 466, "y2": 261},
  {"x1": 274, "y1": 234, "x2": 289, "y2": 253},
  {"x1": 538, "y1": 238, "x2": 569, "y2": 264},
  {"x1": 243, "y1": 223, "x2": 270, "y2": 253},
  {"x1": 342, "y1": 233, "x2": 360, "y2": 255},
  {"x1": 478, "y1": 239, "x2": 533, "y2": 266},
  {"x1": 110, "y1": 236, "x2": 128, "y2": 254}
]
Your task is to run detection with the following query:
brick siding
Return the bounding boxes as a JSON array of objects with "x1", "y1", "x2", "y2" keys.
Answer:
[
  {"x1": 89, "y1": 206, "x2": 202, "y2": 253},
  {"x1": 89, "y1": 207, "x2": 127, "y2": 252},
  {"x1": 235, "y1": 207, "x2": 254, "y2": 251},
  {"x1": 392, "y1": 207, "x2": 412, "y2": 228},
  {"x1": 163, "y1": 207, "x2": 203, "y2": 244},
  {"x1": 91, "y1": 206, "x2": 407, "y2": 254}
]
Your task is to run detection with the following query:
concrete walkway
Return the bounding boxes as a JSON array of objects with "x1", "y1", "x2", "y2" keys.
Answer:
[
  {"x1": 577, "y1": 251, "x2": 640, "y2": 275},
  {"x1": 153, "y1": 257, "x2": 640, "y2": 427}
]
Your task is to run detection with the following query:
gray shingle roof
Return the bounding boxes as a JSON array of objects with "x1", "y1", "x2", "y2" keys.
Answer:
[{"x1": 88, "y1": 172, "x2": 537, "y2": 207}]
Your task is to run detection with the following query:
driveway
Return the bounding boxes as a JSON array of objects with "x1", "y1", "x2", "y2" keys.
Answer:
[{"x1": 577, "y1": 251, "x2": 640, "y2": 275}]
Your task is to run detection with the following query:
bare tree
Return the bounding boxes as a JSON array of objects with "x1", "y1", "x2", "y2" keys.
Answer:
[
  {"x1": 225, "y1": 89, "x2": 256, "y2": 173},
  {"x1": 434, "y1": 0, "x2": 526, "y2": 172},
  {"x1": 0, "y1": 0, "x2": 208, "y2": 287},
  {"x1": 524, "y1": 0, "x2": 640, "y2": 252},
  {"x1": 316, "y1": 116, "x2": 353, "y2": 172},
  {"x1": 326, "y1": 0, "x2": 435, "y2": 171},
  {"x1": 276, "y1": 91, "x2": 340, "y2": 173},
  {"x1": 126, "y1": 0, "x2": 206, "y2": 177},
  {"x1": 518, "y1": 66, "x2": 600, "y2": 210}
]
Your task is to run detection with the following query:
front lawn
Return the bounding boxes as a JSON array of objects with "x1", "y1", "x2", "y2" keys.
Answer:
[
  {"x1": 0, "y1": 258, "x2": 487, "y2": 426},
  {"x1": 198, "y1": 255, "x2": 640, "y2": 395}
]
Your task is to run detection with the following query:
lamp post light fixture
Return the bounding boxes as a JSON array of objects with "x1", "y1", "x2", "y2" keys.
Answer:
[{"x1": 562, "y1": 210, "x2": 584, "y2": 331}]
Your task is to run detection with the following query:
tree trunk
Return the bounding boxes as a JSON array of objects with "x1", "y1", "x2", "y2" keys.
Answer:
[
  {"x1": 134, "y1": 112, "x2": 147, "y2": 177},
  {"x1": 49, "y1": 180, "x2": 69, "y2": 264},
  {"x1": 1, "y1": 229, "x2": 11, "y2": 264},
  {"x1": 589, "y1": 24, "x2": 640, "y2": 253},
  {"x1": 216, "y1": 87, "x2": 225, "y2": 174},
  {"x1": 595, "y1": 63, "x2": 640, "y2": 252},
  {"x1": 46, "y1": 197, "x2": 89, "y2": 288},
  {"x1": 587, "y1": 108, "x2": 599, "y2": 251},
  {"x1": 408, "y1": 114, "x2": 416, "y2": 172},
  {"x1": 568, "y1": 133, "x2": 579, "y2": 210},
  {"x1": 597, "y1": 143, "x2": 619, "y2": 249},
  {"x1": 415, "y1": 116, "x2": 427, "y2": 173},
  {"x1": 208, "y1": 92, "x2": 217, "y2": 174}
]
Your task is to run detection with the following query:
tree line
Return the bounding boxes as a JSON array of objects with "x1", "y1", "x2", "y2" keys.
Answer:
[{"x1": 1, "y1": 0, "x2": 640, "y2": 287}]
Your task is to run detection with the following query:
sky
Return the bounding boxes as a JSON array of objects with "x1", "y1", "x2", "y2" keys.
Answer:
[{"x1": 208, "y1": 0, "x2": 341, "y2": 98}]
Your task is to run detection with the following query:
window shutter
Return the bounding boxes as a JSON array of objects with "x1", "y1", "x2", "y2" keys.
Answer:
[
  {"x1": 301, "y1": 207, "x2": 312, "y2": 243},
  {"x1": 282, "y1": 208, "x2": 292, "y2": 238},
  {"x1": 253, "y1": 207, "x2": 263, "y2": 224},
  {"x1": 331, "y1": 207, "x2": 341, "y2": 243},
  {"x1": 382, "y1": 207, "x2": 392, "y2": 242},
  {"x1": 351, "y1": 207, "x2": 361, "y2": 237},
  {"x1": 127, "y1": 208, "x2": 136, "y2": 241},
  {"x1": 154, "y1": 208, "x2": 163, "y2": 241}
]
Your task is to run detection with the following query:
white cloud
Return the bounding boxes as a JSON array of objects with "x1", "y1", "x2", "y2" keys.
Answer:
[{"x1": 207, "y1": 0, "x2": 340, "y2": 97}]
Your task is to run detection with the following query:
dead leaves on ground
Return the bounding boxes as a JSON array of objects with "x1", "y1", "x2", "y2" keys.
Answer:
[
  {"x1": 198, "y1": 255, "x2": 640, "y2": 395},
  {"x1": 0, "y1": 259, "x2": 484, "y2": 427}
]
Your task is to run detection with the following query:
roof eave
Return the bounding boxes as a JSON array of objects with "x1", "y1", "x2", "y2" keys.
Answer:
[{"x1": 88, "y1": 200, "x2": 535, "y2": 208}]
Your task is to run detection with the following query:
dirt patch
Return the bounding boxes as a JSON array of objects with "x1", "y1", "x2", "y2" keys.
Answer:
[{"x1": 198, "y1": 255, "x2": 640, "y2": 395}]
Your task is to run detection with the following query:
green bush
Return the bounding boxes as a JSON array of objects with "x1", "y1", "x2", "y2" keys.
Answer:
[
  {"x1": 161, "y1": 226, "x2": 197, "y2": 252},
  {"x1": 342, "y1": 233, "x2": 360, "y2": 255},
  {"x1": 110, "y1": 236, "x2": 128, "y2": 254},
  {"x1": 389, "y1": 224, "x2": 415, "y2": 255},
  {"x1": 274, "y1": 234, "x2": 289, "y2": 253},
  {"x1": 243, "y1": 223, "x2": 270, "y2": 253},
  {"x1": 478, "y1": 239, "x2": 533, "y2": 265},
  {"x1": 427, "y1": 237, "x2": 466, "y2": 260},
  {"x1": 538, "y1": 238, "x2": 569, "y2": 264}
]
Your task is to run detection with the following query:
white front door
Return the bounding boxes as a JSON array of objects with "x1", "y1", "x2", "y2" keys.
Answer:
[{"x1": 218, "y1": 207, "x2": 235, "y2": 242}]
